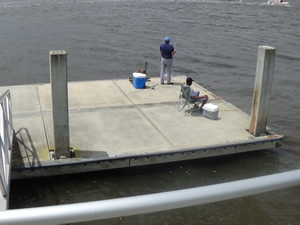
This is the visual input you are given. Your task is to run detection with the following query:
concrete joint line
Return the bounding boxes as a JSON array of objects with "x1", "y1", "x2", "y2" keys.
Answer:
[{"x1": 112, "y1": 81, "x2": 174, "y2": 148}]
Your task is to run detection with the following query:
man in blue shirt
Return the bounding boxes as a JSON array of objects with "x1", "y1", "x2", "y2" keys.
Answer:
[{"x1": 160, "y1": 37, "x2": 175, "y2": 85}]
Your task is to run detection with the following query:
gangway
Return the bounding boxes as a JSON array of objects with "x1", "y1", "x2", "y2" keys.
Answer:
[{"x1": 0, "y1": 90, "x2": 13, "y2": 211}]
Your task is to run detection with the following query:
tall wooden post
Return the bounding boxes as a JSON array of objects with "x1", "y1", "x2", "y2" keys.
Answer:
[
  {"x1": 49, "y1": 50, "x2": 70, "y2": 159},
  {"x1": 249, "y1": 46, "x2": 276, "y2": 136}
]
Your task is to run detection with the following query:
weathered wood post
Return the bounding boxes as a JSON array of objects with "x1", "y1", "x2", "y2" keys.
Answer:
[
  {"x1": 249, "y1": 46, "x2": 276, "y2": 136},
  {"x1": 49, "y1": 50, "x2": 70, "y2": 159}
]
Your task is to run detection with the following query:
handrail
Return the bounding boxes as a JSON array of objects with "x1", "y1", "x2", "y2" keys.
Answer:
[
  {"x1": 0, "y1": 169, "x2": 300, "y2": 225},
  {"x1": 0, "y1": 90, "x2": 13, "y2": 198}
]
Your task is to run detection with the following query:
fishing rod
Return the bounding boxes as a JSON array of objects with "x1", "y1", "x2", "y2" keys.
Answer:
[{"x1": 174, "y1": 31, "x2": 182, "y2": 48}]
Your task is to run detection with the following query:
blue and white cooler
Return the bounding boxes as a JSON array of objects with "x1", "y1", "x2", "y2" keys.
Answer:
[{"x1": 132, "y1": 72, "x2": 146, "y2": 89}]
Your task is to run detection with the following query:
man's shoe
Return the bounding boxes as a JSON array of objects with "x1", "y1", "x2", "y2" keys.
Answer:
[{"x1": 167, "y1": 82, "x2": 174, "y2": 85}]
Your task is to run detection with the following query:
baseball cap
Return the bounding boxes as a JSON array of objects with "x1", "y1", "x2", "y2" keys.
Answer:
[
  {"x1": 186, "y1": 77, "x2": 194, "y2": 83},
  {"x1": 164, "y1": 37, "x2": 170, "y2": 42}
]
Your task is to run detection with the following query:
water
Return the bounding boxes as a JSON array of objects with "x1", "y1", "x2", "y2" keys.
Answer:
[{"x1": 2, "y1": 0, "x2": 300, "y2": 224}]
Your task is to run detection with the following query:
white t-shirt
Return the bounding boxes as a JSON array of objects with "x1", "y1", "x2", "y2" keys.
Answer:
[
  {"x1": 190, "y1": 87, "x2": 198, "y2": 97},
  {"x1": 183, "y1": 84, "x2": 197, "y2": 97}
]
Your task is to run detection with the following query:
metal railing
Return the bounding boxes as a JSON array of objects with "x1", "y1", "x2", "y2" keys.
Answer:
[
  {"x1": 0, "y1": 169, "x2": 299, "y2": 225},
  {"x1": 0, "y1": 90, "x2": 13, "y2": 197}
]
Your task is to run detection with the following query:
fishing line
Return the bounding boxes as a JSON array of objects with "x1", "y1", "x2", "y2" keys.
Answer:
[{"x1": 174, "y1": 31, "x2": 182, "y2": 49}]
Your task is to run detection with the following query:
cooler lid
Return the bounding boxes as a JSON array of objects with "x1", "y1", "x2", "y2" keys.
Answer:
[
  {"x1": 133, "y1": 72, "x2": 146, "y2": 78},
  {"x1": 203, "y1": 103, "x2": 218, "y2": 111}
]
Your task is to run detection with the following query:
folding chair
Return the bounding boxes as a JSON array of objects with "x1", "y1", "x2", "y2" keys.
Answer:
[{"x1": 178, "y1": 83, "x2": 203, "y2": 115}]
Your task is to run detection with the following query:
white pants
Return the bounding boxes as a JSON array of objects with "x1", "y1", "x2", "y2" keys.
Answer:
[{"x1": 160, "y1": 57, "x2": 173, "y2": 84}]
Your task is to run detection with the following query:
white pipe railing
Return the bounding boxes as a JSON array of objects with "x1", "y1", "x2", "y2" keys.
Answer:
[
  {"x1": 0, "y1": 169, "x2": 299, "y2": 225},
  {"x1": 0, "y1": 90, "x2": 13, "y2": 198}
]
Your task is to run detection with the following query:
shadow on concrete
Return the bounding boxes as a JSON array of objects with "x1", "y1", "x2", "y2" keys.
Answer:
[
  {"x1": 145, "y1": 81, "x2": 183, "y2": 90},
  {"x1": 12, "y1": 128, "x2": 42, "y2": 167},
  {"x1": 189, "y1": 110, "x2": 222, "y2": 120},
  {"x1": 74, "y1": 149, "x2": 109, "y2": 159}
]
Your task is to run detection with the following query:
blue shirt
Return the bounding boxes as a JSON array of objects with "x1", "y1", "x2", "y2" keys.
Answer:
[{"x1": 160, "y1": 43, "x2": 174, "y2": 59}]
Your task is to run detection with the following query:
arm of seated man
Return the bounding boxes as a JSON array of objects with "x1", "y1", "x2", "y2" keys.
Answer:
[{"x1": 191, "y1": 94, "x2": 209, "y2": 101}]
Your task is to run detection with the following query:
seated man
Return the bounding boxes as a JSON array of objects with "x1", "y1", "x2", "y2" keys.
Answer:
[{"x1": 184, "y1": 77, "x2": 208, "y2": 109}]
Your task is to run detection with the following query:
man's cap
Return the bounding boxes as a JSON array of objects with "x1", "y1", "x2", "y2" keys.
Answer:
[
  {"x1": 186, "y1": 77, "x2": 194, "y2": 83},
  {"x1": 164, "y1": 37, "x2": 170, "y2": 42}
]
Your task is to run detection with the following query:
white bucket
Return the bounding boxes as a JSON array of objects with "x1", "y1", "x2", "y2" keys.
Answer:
[{"x1": 164, "y1": 74, "x2": 173, "y2": 81}]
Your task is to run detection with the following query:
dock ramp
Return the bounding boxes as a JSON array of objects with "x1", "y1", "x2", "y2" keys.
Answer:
[{"x1": 0, "y1": 90, "x2": 13, "y2": 210}]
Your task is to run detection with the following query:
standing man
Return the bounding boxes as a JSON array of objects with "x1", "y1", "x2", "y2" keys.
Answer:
[{"x1": 160, "y1": 37, "x2": 175, "y2": 85}]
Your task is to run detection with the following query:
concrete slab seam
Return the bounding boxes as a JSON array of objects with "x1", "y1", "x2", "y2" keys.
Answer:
[{"x1": 112, "y1": 80, "x2": 175, "y2": 148}]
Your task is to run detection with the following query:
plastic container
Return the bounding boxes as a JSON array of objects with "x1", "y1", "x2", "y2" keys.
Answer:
[
  {"x1": 203, "y1": 103, "x2": 219, "y2": 120},
  {"x1": 164, "y1": 74, "x2": 173, "y2": 81},
  {"x1": 132, "y1": 73, "x2": 146, "y2": 89}
]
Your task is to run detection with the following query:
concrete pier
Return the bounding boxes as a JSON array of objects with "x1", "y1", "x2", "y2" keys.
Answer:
[
  {"x1": 49, "y1": 51, "x2": 70, "y2": 159},
  {"x1": 250, "y1": 46, "x2": 276, "y2": 136},
  {"x1": 0, "y1": 76, "x2": 283, "y2": 179}
]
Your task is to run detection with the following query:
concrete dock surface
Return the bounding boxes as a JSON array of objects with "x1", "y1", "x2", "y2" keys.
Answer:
[{"x1": 0, "y1": 76, "x2": 283, "y2": 179}]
